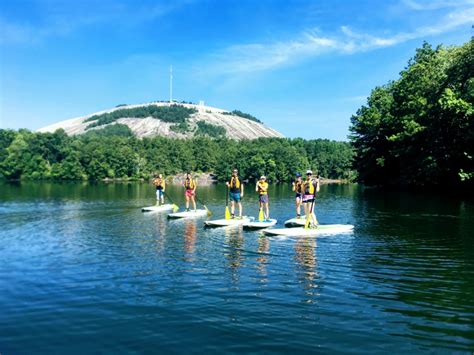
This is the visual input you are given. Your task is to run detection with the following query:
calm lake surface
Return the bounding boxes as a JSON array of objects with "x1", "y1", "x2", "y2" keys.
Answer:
[{"x1": 1, "y1": 182, "x2": 473, "y2": 353}]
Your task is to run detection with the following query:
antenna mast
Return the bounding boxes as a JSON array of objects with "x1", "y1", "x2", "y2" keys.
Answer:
[{"x1": 169, "y1": 65, "x2": 173, "y2": 104}]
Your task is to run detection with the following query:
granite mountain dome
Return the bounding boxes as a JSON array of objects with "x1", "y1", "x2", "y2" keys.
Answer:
[{"x1": 38, "y1": 102, "x2": 284, "y2": 139}]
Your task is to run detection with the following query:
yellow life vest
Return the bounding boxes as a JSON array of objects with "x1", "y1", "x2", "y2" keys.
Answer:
[
  {"x1": 184, "y1": 178, "x2": 195, "y2": 190},
  {"x1": 304, "y1": 179, "x2": 316, "y2": 194},
  {"x1": 257, "y1": 181, "x2": 268, "y2": 195},
  {"x1": 229, "y1": 176, "x2": 241, "y2": 190}
]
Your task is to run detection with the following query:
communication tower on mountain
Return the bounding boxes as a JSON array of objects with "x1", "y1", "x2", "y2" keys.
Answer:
[{"x1": 169, "y1": 65, "x2": 173, "y2": 103}]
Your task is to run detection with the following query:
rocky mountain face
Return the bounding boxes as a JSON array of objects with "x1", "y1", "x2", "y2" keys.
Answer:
[{"x1": 37, "y1": 102, "x2": 284, "y2": 140}]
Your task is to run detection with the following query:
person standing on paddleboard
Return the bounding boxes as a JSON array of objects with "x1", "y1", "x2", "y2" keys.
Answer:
[
  {"x1": 302, "y1": 170, "x2": 319, "y2": 227},
  {"x1": 184, "y1": 172, "x2": 197, "y2": 212},
  {"x1": 292, "y1": 172, "x2": 304, "y2": 218},
  {"x1": 226, "y1": 168, "x2": 244, "y2": 219},
  {"x1": 256, "y1": 176, "x2": 270, "y2": 220},
  {"x1": 153, "y1": 173, "x2": 166, "y2": 205}
]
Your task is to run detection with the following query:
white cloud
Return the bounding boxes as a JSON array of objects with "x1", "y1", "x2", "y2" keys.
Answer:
[
  {"x1": 402, "y1": 0, "x2": 474, "y2": 11},
  {"x1": 204, "y1": 7, "x2": 474, "y2": 75},
  {"x1": 210, "y1": 31, "x2": 338, "y2": 74}
]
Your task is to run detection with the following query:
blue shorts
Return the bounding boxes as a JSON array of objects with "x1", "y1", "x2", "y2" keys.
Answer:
[
  {"x1": 259, "y1": 194, "x2": 269, "y2": 203},
  {"x1": 230, "y1": 191, "x2": 241, "y2": 202},
  {"x1": 156, "y1": 189, "x2": 164, "y2": 199}
]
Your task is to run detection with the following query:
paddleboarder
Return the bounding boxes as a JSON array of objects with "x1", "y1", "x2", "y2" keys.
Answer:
[
  {"x1": 256, "y1": 175, "x2": 270, "y2": 220},
  {"x1": 302, "y1": 170, "x2": 319, "y2": 228},
  {"x1": 226, "y1": 168, "x2": 244, "y2": 219},
  {"x1": 292, "y1": 172, "x2": 304, "y2": 218},
  {"x1": 183, "y1": 172, "x2": 197, "y2": 212},
  {"x1": 153, "y1": 173, "x2": 166, "y2": 205}
]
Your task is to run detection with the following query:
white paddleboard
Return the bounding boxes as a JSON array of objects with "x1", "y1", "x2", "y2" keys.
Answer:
[
  {"x1": 142, "y1": 204, "x2": 175, "y2": 212},
  {"x1": 263, "y1": 224, "x2": 354, "y2": 237},
  {"x1": 243, "y1": 219, "x2": 277, "y2": 230},
  {"x1": 284, "y1": 217, "x2": 308, "y2": 227},
  {"x1": 168, "y1": 209, "x2": 209, "y2": 219},
  {"x1": 204, "y1": 217, "x2": 251, "y2": 228}
]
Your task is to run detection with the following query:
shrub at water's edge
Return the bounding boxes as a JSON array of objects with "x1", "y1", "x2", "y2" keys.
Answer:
[
  {"x1": 350, "y1": 39, "x2": 473, "y2": 190},
  {"x1": 0, "y1": 129, "x2": 355, "y2": 182}
]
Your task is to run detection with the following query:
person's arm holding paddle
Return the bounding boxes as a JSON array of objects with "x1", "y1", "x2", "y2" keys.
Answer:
[
  {"x1": 239, "y1": 179, "x2": 244, "y2": 219},
  {"x1": 192, "y1": 177, "x2": 197, "y2": 211}
]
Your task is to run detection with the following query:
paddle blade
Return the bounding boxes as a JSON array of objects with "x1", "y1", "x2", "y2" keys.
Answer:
[
  {"x1": 225, "y1": 206, "x2": 231, "y2": 220},
  {"x1": 204, "y1": 206, "x2": 212, "y2": 216},
  {"x1": 258, "y1": 208, "x2": 264, "y2": 222},
  {"x1": 172, "y1": 204, "x2": 179, "y2": 213}
]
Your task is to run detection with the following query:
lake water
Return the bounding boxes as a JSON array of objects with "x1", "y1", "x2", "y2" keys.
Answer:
[{"x1": 1, "y1": 182, "x2": 473, "y2": 353}]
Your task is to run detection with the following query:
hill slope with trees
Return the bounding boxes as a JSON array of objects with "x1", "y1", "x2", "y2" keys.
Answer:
[
  {"x1": 350, "y1": 39, "x2": 473, "y2": 190},
  {"x1": 0, "y1": 129, "x2": 354, "y2": 182},
  {"x1": 37, "y1": 102, "x2": 283, "y2": 140}
]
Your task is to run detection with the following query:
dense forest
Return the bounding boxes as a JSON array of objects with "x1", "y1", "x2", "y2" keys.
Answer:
[
  {"x1": 0, "y1": 128, "x2": 354, "y2": 182},
  {"x1": 350, "y1": 39, "x2": 473, "y2": 189}
]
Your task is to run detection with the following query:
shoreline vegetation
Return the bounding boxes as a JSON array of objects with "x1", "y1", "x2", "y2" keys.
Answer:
[
  {"x1": 2, "y1": 40, "x2": 471, "y2": 191},
  {"x1": 99, "y1": 174, "x2": 350, "y2": 185},
  {"x1": 0, "y1": 130, "x2": 355, "y2": 183},
  {"x1": 350, "y1": 39, "x2": 473, "y2": 190}
]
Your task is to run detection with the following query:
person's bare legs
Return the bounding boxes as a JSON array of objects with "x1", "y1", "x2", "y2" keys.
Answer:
[
  {"x1": 296, "y1": 197, "x2": 301, "y2": 217},
  {"x1": 231, "y1": 200, "x2": 235, "y2": 217}
]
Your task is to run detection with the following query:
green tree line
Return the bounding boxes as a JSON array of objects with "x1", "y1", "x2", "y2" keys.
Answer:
[
  {"x1": 0, "y1": 129, "x2": 354, "y2": 182},
  {"x1": 223, "y1": 110, "x2": 262, "y2": 123},
  {"x1": 350, "y1": 39, "x2": 473, "y2": 189}
]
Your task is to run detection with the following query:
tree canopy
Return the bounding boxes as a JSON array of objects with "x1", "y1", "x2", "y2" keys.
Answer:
[
  {"x1": 350, "y1": 39, "x2": 473, "y2": 189},
  {"x1": 0, "y1": 129, "x2": 354, "y2": 182}
]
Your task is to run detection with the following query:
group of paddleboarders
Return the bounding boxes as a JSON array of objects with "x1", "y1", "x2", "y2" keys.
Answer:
[
  {"x1": 151, "y1": 169, "x2": 320, "y2": 226},
  {"x1": 224, "y1": 168, "x2": 270, "y2": 220},
  {"x1": 152, "y1": 172, "x2": 197, "y2": 211}
]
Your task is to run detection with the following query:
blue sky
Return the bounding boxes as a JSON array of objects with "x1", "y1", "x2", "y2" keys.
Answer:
[{"x1": 0, "y1": 0, "x2": 472, "y2": 140}]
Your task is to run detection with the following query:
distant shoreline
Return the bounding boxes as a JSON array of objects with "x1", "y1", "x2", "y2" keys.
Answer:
[{"x1": 101, "y1": 174, "x2": 349, "y2": 185}]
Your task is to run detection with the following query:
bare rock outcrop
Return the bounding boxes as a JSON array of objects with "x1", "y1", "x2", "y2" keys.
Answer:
[{"x1": 37, "y1": 102, "x2": 284, "y2": 140}]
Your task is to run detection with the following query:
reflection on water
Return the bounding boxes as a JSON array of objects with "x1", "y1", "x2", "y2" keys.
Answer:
[
  {"x1": 257, "y1": 236, "x2": 270, "y2": 279},
  {"x1": 0, "y1": 181, "x2": 473, "y2": 353},
  {"x1": 224, "y1": 227, "x2": 245, "y2": 285},
  {"x1": 294, "y1": 238, "x2": 319, "y2": 303},
  {"x1": 184, "y1": 220, "x2": 197, "y2": 262}
]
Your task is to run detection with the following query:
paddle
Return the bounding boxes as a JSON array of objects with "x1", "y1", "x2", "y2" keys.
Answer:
[
  {"x1": 195, "y1": 195, "x2": 212, "y2": 216},
  {"x1": 304, "y1": 179, "x2": 317, "y2": 229},
  {"x1": 163, "y1": 191, "x2": 179, "y2": 212},
  {"x1": 225, "y1": 184, "x2": 231, "y2": 220},
  {"x1": 255, "y1": 179, "x2": 263, "y2": 221}
]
